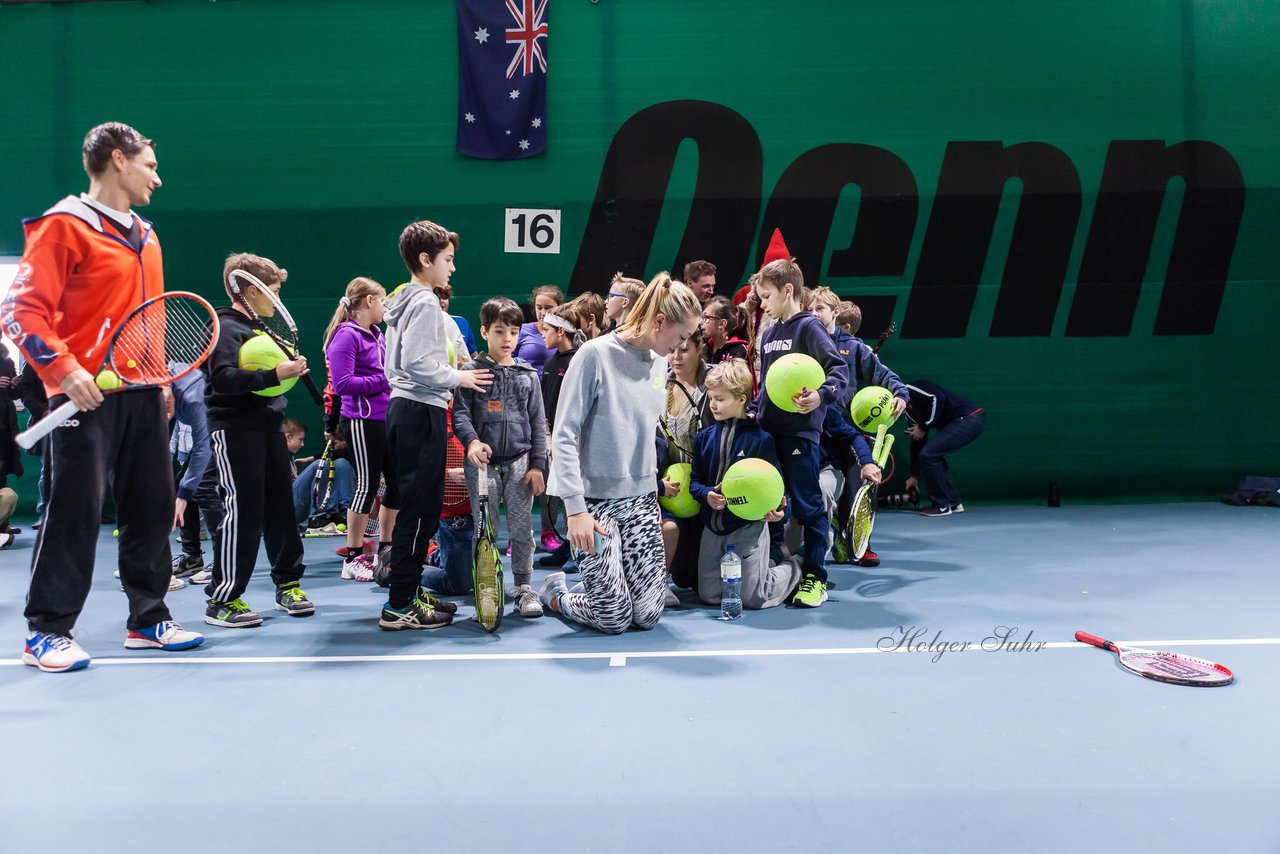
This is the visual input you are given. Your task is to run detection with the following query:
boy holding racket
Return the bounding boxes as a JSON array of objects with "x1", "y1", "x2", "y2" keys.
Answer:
[
  {"x1": 203, "y1": 253, "x2": 313, "y2": 627},
  {"x1": 3, "y1": 122, "x2": 203, "y2": 670},
  {"x1": 452, "y1": 297, "x2": 548, "y2": 618},
  {"x1": 379, "y1": 221, "x2": 491, "y2": 630},
  {"x1": 751, "y1": 260, "x2": 848, "y2": 607}
]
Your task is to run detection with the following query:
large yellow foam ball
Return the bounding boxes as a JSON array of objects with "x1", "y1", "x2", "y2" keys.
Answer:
[
  {"x1": 657, "y1": 463, "x2": 700, "y2": 518},
  {"x1": 721, "y1": 458, "x2": 785, "y2": 521},
  {"x1": 765, "y1": 353, "x2": 825, "y2": 413},
  {"x1": 239, "y1": 332, "x2": 298, "y2": 397}
]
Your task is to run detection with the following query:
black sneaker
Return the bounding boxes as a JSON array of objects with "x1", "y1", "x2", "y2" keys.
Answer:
[
  {"x1": 417, "y1": 587, "x2": 458, "y2": 615},
  {"x1": 171, "y1": 553, "x2": 204, "y2": 578},
  {"x1": 205, "y1": 598, "x2": 263, "y2": 628},
  {"x1": 379, "y1": 590, "x2": 453, "y2": 630},
  {"x1": 373, "y1": 545, "x2": 394, "y2": 588},
  {"x1": 274, "y1": 582, "x2": 316, "y2": 617},
  {"x1": 919, "y1": 505, "x2": 952, "y2": 517},
  {"x1": 537, "y1": 542, "x2": 570, "y2": 568},
  {"x1": 855, "y1": 549, "x2": 881, "y2": 568}
]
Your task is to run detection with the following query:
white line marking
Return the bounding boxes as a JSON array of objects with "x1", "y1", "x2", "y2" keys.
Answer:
[{"x1": 3, "y1": 638, "x2": 1277, "y2": 668}]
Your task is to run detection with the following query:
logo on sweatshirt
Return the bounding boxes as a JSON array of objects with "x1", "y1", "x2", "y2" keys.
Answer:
[
  {"x1": 791, "y1": 448, "x2": 802, "y2": 456},
  {"x1": 487, "y1": 400, "x2": 503, "y2": 413},
  {"x1": 763, "y1": 339, "x2": 794, "y2": 354}
]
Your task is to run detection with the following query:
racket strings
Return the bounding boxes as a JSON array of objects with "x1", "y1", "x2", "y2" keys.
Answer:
[{"x1": 110, "y1": 297, "x2": 216, "y2": 384}]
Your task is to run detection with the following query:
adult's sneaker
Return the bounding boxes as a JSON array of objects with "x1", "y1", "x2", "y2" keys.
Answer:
[
  {"x1": 22, "y1": 631, "x2": 91, "y2": 673},
  {"x1": 379, "y1": 589, "x2": 452, "y2": 630},
  {"x1": 189, "y1": 566, "x2": 213, "y2": 585},
  {"x1": 792, "y1": 574, "x2": 829, "y2": 608},
  {"x1": 540, "y1": 529, "x2": 566, "y2": 553},
  {"x1": 275, "y1": 582, "x2": 315, "y2": 617},
  {"x1": 341, "y1": 552, "x2": 376, "y2": 582},
  {"x1": 538, "y1": 571, "x2": 569, "y2": 610},
  {"x1": 919, "y1": 505, "x2": 952, "y2": 517},
  {"x1": 124, "y1": 620, "x2": 204, "y2": 651},
  {"x1": 205, "y1": 599, "x2": 263, "y2": 628},
  {"x1": 373, "y1": 544, "x2": 393, "y2": 587},
  {"x1": 952, "y1": 504, "x2": 965, "y2": 514},
  {"x1": 171, "y1": 553, "x2": 204, "y2": 578},
  {"x1": 515, "y1": 584, "x2": 544, "y2": 618}
]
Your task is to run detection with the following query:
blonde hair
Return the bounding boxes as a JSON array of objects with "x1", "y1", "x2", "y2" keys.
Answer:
[
  {"x1": 223, "y1": 252, "x2": 285, "y2": 298},
  {"x1": 811, "y1": 286, "x2": 840, "y2": 310},
  {"x1": 609, "y1": 273, "x2": 643, "y2": 303},
  {"x1": 616, "y1": 272, "x2": 701, "y2": 340},
  {"x1": 323, "y1": 277, "x2": 386, "y2": 349},
  {"x1": 705, "y1": 359, "x2": 753, "y2": 401}
]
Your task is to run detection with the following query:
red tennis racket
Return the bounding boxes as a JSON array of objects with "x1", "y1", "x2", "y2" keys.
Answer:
[
  {"x1": 1075, "y1": 631, "x2": 1234, "y2": 687},
  {"x1": 17, "y1": 292, "x2": 218, "y2": 449}
]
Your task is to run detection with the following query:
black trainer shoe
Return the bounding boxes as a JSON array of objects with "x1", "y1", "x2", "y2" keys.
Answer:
[
  {"x1": 274, "y1": 582, "x2": 316, "y2": 617},
  {"x1": 171, "y1": 553, "x2": 204, "y2": 578},
  {"x1": 379, "y1": 590, "x2": 453, "y2": 630},
  {"x1": 919, "y1": 505, "x2": 952, "y2": 517},
  {"x1": 205, "y1": 599, "x2": 263, "y2": 628}
]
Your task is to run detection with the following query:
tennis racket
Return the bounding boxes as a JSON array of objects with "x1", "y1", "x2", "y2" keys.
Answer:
[
  {"x1": 472, "y1": 462, "x2": 503, "y2": 633},
  {"x1": 1075, "y1": 631, "x2": 1234, "y2": 687},
  {"x1": 444, "y1": 419, "x2": 470, "y2": 513},
  {"x1": 226, "y1": 269, "x2": 324, "y2": 406},
  {"x1": 311, "y1": 440, "x2": 336, "y2": 512},
  {"x1": 849, "y1": 425, "x2": 894, "y2": 559},
  {"x1": 17, "y1": 292, "x2": 218, "y2": 449}
]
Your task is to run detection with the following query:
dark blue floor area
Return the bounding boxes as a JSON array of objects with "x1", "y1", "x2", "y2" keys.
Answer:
[{"x1": 1, "y1": 503, "x2": 1277, "y2": 853}]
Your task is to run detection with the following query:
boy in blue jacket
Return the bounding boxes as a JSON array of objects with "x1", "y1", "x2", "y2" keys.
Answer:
[
  {"x1": 752, "y1": 260, "x2": 848, "y2": 607},
  {"x1": 690, "y1": 360, "x2": 801, "y2": 609}
]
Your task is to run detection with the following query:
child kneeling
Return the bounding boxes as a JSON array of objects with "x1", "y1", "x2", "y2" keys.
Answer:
[{"x1": 689, "y1": 360, "x2": 802, "y2": 609}]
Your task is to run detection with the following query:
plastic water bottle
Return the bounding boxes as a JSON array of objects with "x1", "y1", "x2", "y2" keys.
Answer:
[{"x1": 719, "y1": 544, "x2": 742, "y2": 621}]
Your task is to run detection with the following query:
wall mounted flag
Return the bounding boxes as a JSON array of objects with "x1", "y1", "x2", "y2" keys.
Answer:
[{"x1": 456, "y1": 0, "x2": 548, "y2": 160}]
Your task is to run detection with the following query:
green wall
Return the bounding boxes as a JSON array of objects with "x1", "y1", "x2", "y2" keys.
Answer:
[{"x1": 2, "y1": 0, "x2": 1278, "y2": 504}]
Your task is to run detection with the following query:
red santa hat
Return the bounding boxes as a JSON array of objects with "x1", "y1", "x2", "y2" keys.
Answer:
[{"x1": 733, "y1": 227, "x2": 792, "y2": 305}]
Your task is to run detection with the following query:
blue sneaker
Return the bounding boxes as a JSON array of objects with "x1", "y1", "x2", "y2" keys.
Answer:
[
  {"x1": 124, "y1": 621, "x2": 205, "y2": 651},
  {"x1": 22, "y1": 632, "x2": 91, "y2": 673}
]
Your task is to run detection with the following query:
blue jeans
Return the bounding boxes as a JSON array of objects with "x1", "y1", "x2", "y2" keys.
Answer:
[
  {"x1": 293, "y1": 458, "x2": 354, "y2": 525},
  {"x1": 918, "y1": 412, "x2": 985, "y2": 508},
  {"x1": 422, "y1": 514, "x2": 474, "y2": 594}
]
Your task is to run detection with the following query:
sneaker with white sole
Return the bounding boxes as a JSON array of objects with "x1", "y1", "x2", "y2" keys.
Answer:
[
  {"x1": 538, "y1": 571, "x2": 569, "y2": 609},
  {"x1": 189, "y1": 567, "x2": 213, "y2": 585},
  {"x1": 515, "y1": 584, "x2": 544, "y2": 618},
  {"x1": 378, "y1": 588, "x2": 453, "y2": 630},
  {"x1": 341, "y1": 552, "x2": 377, "y2": 582},
  {"x1": 275, "y1": 582, "x2": 315, "y2": 616},
  {"x1": 919, "y1": 505, "x2": 952, "y2": 517},
  {"x1": 124, "y1": 620, "x2": 204, "y2": 651},
  {"x1": 168, "y1": 574, "x2": 187, "y2": 592},
  {"x1": 205, "y1": 598, "x2": 263, "y2": 628},
  {"x1": 172, "y1": 553, "x2": 204, "y2": 578},
  {"x1": 22, "y1": 631, "x2": 91, "y2": 672},
  {"x1": 952, "y1": 503, "x2": 965, "y2": 513}
]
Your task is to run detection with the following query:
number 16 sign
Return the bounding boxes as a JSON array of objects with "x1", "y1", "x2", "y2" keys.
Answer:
[{"x1": 505, "y1": 208, "x2": 561, "y2": 254}]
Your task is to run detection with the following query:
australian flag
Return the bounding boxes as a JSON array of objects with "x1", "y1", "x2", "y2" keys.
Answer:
[{"x1": 456, "y1": 0, "x2": 548, "y2": 160}]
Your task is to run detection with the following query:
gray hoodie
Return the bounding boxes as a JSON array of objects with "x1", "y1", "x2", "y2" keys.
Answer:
[{"x1": 383, "y1": 282, "x2": 460, "y2": 409}]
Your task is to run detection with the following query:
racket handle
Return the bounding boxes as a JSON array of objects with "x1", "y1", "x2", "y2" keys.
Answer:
[
  {"x1": 301, "y1": 373, "x2": 324, "y2": 406},
  {"x1": 871, "y1": 423, "x2": 888, "y2": 461},
  {"x1": 1074, "y1": 631, "x2": 1114, "y2": 651},
  {"x1": 478, "y1": 463, "x2": 488, "y2": 499},
  {"x1": 16, "y1": 398, "x2": 83, "y2": 450},
  {"x1": 877, "y1": 434, "x2": 895, "y2": 469}
]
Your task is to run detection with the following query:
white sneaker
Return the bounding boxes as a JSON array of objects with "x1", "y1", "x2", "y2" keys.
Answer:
[
  {"x1": 538, "y1": 572, "x2": 568, "y2": 609},
  {"x1": 168, "y1": 574, "x2": 187, "y2": 592},
  {"x1": 515, "y1": 584, "x2": 544, "y2": 618},
  {"x1": 124, "y1": 620, "x2": 204, "y2": 651},
  {"x1": 952, "y1": 503, "x2": 965, "y2": 514},
  {"x1": 23, "y1": 631, "x2": 91, "y2": 672},
  {"x1": 189, "y1": 567, "x2": 212, "y2": 585},
  {"x1": 341, "y1": 552, "x2": 376, "y2": 582}
]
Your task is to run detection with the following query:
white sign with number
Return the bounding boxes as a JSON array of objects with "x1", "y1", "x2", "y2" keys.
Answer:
[{"x1": 505, "y1": 208, "x2": 561, "y2": 254}]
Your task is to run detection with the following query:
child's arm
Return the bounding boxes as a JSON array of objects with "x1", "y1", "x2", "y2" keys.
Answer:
[
  {"x1": 854, "y1": 341, "x2": 908, "y2": 416},
  {"x1": 398, "y1": 298, "x2": 464, "y2": 390},
  {"x1": 209, "y1": 329, "x2": 293, "y2": 396},
  {"x1": 523, "y1": 374, "x2": 547, "y2": 496},
  {"x1": 807, "y1": 320, "x2": 850, "y2": 406},
  {"x1": 449, "y1": 364, "x2": 485, "y2": 462}
]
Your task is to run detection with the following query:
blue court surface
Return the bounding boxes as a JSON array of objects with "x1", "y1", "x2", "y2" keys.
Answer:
[{"x1": 1, "y1": 502, "x2": 1277, "y2": 853}]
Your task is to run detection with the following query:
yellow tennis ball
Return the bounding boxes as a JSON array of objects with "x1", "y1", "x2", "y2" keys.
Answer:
[
  {"x1": 127, "y1": 359, "x2": 137, "y2": 368},
  {"x1": 96, "y1": 370, "x2": 123, "y2": 390},
  {"x1": 851, "y1": 385, "x2": 895, "y2": 433},
  {"x1": 765, "y1": 353, "x2": 825, "y2": 413}
]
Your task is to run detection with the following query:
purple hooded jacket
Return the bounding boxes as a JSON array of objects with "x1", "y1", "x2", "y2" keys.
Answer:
[{"x1": 325, "y1": 320, "x2": 391, "y2": 421}]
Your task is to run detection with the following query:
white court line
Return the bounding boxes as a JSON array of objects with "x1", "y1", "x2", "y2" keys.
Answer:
[{"x1": 4, "y1": 637, "x2": 1278, "y2": 668}]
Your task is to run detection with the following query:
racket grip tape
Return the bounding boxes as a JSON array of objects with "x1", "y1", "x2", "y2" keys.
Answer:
[
  {"x1": 877, "y1": 434, "x2": 895, "y2": 469},
  {"x1": 1074, "y1": 631, "x2": 1114, "y2": 651},
  {"x1": 871, "y1": 424, "x2": 888, "y2": 461},
  {"x1": 16, "y1": 397, "x2": 82, "y2": 449}
]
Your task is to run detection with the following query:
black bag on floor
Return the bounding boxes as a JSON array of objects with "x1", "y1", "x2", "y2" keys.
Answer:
[{"x1": 1221, "y1": 476, "x2": 1280, "y2": 507}]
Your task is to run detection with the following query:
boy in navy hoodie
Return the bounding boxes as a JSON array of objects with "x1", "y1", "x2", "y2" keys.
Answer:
[
  {"x1": 690, "y1": 360, "x2": 801, "y2": 609},
  {"x1": 752, "y1": 259, "x2": 849, "y2": 607}
]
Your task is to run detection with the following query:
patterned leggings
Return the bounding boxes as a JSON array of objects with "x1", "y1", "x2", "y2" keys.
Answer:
[{"x1": 560, "y1": 493, "x2": 666, "y2": 635}]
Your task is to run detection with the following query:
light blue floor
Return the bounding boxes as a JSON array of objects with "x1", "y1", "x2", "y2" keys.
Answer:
[{"x1": 1, "y1": 503, "x2": 1277, "y2": 853}]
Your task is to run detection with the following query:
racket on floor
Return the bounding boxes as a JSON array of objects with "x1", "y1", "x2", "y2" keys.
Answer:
[
  {"x1": 849, "y1": 427, "x2": 894, "y2": 559},
  {"x1": 17, "y1": 292, "x2": 218, "y2": 449},
  {"x1": 472, "y1": 462, "x2": 503, "y2": 633},
  {"x1": 1075, "y1": 631, "x2": 1234, "y2": 687},
  {"x1": 226, "y1": 269, "x2": 324, "y2": 405}
]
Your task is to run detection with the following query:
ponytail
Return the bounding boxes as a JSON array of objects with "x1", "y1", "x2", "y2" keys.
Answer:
[
  {"x1": 323, "y1": 276, "x2": 386, "y2": 350},
  {"x1": 616, "y1": 272, "x2": 700, "y2": 341}
]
